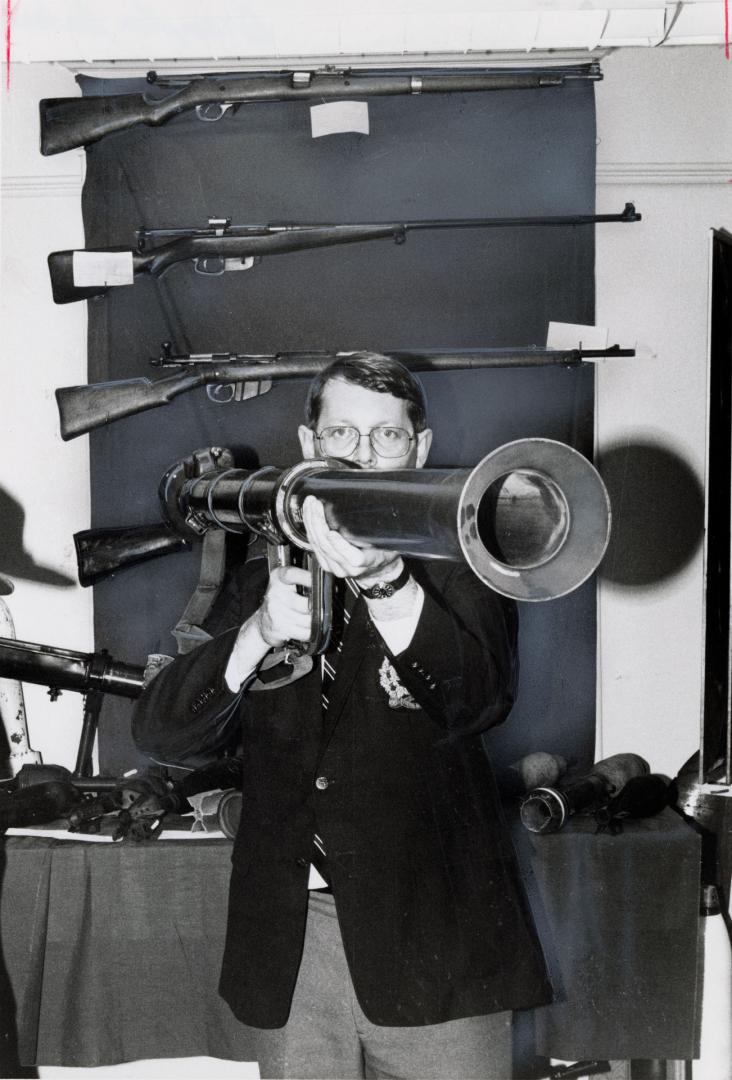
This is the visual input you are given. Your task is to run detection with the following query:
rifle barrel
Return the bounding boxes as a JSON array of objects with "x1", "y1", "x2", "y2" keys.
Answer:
[{"x1": 0, "y1": 637, "x2": 145, "y2": 697}]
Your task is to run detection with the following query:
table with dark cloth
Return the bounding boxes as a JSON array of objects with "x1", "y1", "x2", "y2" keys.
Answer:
[
  {"x1": 0, "y1": 834, "x2": 258, "y2": 1069},
  {"x1": 0, "y1": 808, "x2": 701, "y2": 1070},
  {"x1": 513, "y1": 807, "x2": 702, "y2": 1064}
]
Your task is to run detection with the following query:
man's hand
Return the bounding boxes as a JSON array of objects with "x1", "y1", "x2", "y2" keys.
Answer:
[
  {"x1": 225, "y1": 565, "x2": 312, "y2": 690},
  {"x1": 256, "y1": 565, "x2": 313, "y2": 647},
  {"x1": 301, "y1": 496, "x2": 403, "y2": 585}
]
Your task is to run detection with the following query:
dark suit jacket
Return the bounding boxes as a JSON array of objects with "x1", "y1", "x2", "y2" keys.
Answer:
[{"x1": 132, "y1": 556, "x2": 552, "y2": 1028}]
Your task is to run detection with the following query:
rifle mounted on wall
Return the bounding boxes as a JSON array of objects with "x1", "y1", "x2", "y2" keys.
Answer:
[
  {"x1": 55, "y1": 342, "x2": 636, "y2": 441},
  {"x1": 47, "y1": 204, "x2": 641, "y2": 305},
  {"x1": 39, "y1": 64, "x2": 601, "y2": 156}
]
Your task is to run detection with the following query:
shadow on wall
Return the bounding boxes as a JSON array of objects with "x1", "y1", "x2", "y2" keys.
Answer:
[
  {"x1": 0, "y1": 487, "x2": 75, "y2": 591},
  {"x1": 597, "y1": 440, "x2": 705, "y2": 587}
]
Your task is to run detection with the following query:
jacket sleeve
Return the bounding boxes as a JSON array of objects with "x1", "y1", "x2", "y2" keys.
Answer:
[
  {"x1": 131, "y1": 556, "x2": 269, "y2": 764},
  {"x1": 390, "y1": 562, "x2": 519, "y2": 738}
]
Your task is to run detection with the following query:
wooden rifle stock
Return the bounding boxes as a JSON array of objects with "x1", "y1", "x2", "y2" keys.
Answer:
[{"x1": 74, "y1": 522, "x2": 191, "y2": 586}]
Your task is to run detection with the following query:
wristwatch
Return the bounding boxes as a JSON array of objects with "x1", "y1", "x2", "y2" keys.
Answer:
[{"x1": 357, "y1": 563, "x2": 411, "y2": 600}]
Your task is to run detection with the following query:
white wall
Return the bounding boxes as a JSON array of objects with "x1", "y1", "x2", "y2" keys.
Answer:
[
  {"x1": 594, "y1": 45, "x2": 731, "y2": 775},
  {"x1": 1, "y1": 61, "x2": 90, "y2": 771}
]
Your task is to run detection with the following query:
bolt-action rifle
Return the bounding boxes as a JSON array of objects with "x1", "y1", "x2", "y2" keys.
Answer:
[
  {"x1": 55, "y1": 342, "x2": 636, "y2": 441},
  {"x1": 39, "y1": 64, "x2": 601, "y2": 156},
  {"x1": 47, "y1": 204, "x2": 641, "y2": 305}
]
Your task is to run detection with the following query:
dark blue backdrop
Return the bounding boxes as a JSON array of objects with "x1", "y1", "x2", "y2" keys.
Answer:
[{"x1": 77, "y1": 70, "x2": 598, "y2": 777}]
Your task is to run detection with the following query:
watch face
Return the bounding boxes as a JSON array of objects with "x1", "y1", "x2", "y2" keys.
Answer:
[{"x1": 362, "y1": 565, "x2": 409, "y2": 598}]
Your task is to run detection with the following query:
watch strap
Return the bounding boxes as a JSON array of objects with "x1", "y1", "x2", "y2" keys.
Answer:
[{"x1": 357, "y1": 563, "x2": 411, "y2": 600}]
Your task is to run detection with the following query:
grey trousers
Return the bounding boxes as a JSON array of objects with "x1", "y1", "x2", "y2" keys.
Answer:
[{"x1": 244, "y1": 890, "x2": 514, "y2": 1080}]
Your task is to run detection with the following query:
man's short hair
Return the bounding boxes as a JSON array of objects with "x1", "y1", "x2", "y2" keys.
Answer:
[{"x1": 305, "y1": 352, "x2": 428, "y2": 432}]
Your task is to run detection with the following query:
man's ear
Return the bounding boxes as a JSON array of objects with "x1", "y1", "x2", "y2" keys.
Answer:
[
  {"x1": 415, "y1": 428, "x2": 433, "y2": 468},
  {"x1": 298, "y1": 424, "x2": 317, "y2": 460}
]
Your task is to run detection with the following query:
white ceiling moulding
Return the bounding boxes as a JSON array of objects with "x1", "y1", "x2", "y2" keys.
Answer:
[
  {"x1": 1, "y1": 173, "x2": 85, "y2": 199},
  {"x1": 8, "y1": 1, "x2": 727, "y2": 64},
  {"x1": 535, "y1": 9, "x2": 610, "y2": 49},
  {"x1": 664, "y1": 0, "x2": 729, "y2": 41},
  {"x1": 600, "y1": 7, "x2": 668, "y2": 45},
  {"x1": 596, "y1": 160, "x2": 732, "y2": 184}
]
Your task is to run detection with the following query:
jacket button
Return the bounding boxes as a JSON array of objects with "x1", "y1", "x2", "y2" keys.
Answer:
[
  {"x1": 315, "y1": 776, "x2": 330, "y2": 790},
  {"x1": 296, "y1": 857, "x2": 308, "y2": 867}
]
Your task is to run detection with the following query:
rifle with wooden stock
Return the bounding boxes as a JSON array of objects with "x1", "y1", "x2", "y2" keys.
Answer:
[
  {"x1": 47, "y1": 204, "x2": 641, "y2": 305},
  {"x1": 55, "y1": 342, "x2": 636, "y2": 441},
  {"x1": 39, "y1": 64, "x2": 601, "y2": 156}
]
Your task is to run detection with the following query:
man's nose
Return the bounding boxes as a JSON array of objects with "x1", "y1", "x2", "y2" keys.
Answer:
[{"x1": 353, "y1": 433, "x2": 376, "y2": 465}]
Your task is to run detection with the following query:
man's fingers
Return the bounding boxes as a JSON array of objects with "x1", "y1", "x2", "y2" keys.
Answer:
[
  {"x1": 278, "y1": 594, "x2": 311, "y2": 618},
  {"x1": 271, "y1": 565, "x2": 311, "y2": 589},
  {"x1": 302, "y1": 496, "x2": 402, "y2": 580},
  {"x1": 303, "y1": 496, "x2": 368, "y2": 576},
  {"x1": 321, "y1": 528, "x2": 368, "y2": 567},
  {"x1": 308, "y1": 538, "x2": 353, "y2": 578},
  {"x1": 260, "y1": 593, "x2": 312, "y2": 645},
  {"x1": 261, "y1": 613, "x2": 312, "y2": 645},
  {"x1": 301, "y1": 497, "x2": 331, "y2": 550},
  {"x1": 280, "y1": 617, "x2": 312, "y2": 642}
]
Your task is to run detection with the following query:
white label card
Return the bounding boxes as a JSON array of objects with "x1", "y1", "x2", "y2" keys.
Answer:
[
  {"x1": 72, "y1": 250, "x2": 134, "y2": 288},
  {"x1": 310, "y1": 101, "x2": 370, "y2": 138}
]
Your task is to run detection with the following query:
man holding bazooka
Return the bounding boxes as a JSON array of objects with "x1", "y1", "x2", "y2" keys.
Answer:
[{"x1": 133, "y1": 352, "x2": 552, "y2": 1080}]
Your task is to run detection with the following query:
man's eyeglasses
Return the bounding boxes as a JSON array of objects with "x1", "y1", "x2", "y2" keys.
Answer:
[{"x1": 315, "y1": 425, "x2": 415, "y2": 459}]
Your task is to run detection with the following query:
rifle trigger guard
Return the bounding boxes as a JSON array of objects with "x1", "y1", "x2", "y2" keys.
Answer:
[
  {"x1": 194, "y1": 255, "x2": 226, "y2": 276},
  {"x1": 195, "y1": 102, "x2": 235, "y2": 122}
]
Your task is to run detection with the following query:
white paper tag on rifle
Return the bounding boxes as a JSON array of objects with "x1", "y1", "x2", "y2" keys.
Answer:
[
  {"x1": 72, "y1": 250, "x2": 134, "y2": 287},
  {"x1": 310, "y1": 101, "x2": 369, "y2": 138}
]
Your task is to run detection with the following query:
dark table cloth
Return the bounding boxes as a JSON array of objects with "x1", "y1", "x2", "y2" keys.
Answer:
[
  {"x1": 0, "y1": 808, "x2": 701, "y2": 1068},
  {"x1": 514, "y1": 807, "x2": 702, "y2": 1062},
  {"x1": 0, "y1": 835, "x2": 258, "y2": 1068}
]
